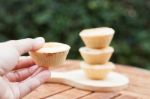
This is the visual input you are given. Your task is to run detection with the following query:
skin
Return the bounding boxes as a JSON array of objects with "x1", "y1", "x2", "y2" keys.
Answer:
[{"x1": 0, "y1": 37, "x2": 50, "y2": 99}]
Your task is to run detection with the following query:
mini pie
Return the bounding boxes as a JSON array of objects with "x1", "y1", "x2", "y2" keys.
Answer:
[
  {"x1": 80, "y1": 62, "x2": 115, "y2": 80},
  {"x1": 29, "y1": 42, "x2": 70, "y2": 68},
  {"x1": 79, "y1": 46, "x2": 114, "y2": 64},
  {"x1": 79, "y1": 27, "x2": 115, "y2": 48}
]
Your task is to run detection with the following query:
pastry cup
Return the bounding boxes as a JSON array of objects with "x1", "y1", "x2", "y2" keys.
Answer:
[
  {"x1": 79, "y1": 46, "x2": 114, "y2": 64},
  {"x1": 29, "y1": 42, "x2": 70, "y2": 68},
  {"x1": 79, "y1": 27, "x2": 115, "y2": 48},
  {"x1": 80, "y1": 62, "x2": 115, "y2": 80}
]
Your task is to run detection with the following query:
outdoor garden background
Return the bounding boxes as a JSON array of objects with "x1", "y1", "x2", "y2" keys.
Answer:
[{"x1": 0, "y1": 0, "x2": 150, "y2": 69}]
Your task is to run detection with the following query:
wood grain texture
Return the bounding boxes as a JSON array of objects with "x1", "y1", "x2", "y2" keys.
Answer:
[
  {"x1": 23, "y1": 60, "x2": 150, "y2": 99},
  {"x1": 79, "y1": 92, "x2": 121, "y2": 99},
  {"x1": 23, "y1": 83, "x2": 72, "y2": 99},
  {"x1": 46, "y1": 88, "x2": 91, "y2": 99}
]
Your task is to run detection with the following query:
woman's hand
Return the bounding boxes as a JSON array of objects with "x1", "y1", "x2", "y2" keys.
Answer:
[{"x1": 0, "y1": 37, "x2": 50, "y2": 99}]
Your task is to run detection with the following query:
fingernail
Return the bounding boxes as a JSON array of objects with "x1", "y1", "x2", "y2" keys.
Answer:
[
  {"x1": 34, "y1": 37, "x2": 45, "y2": 45},
  {"x1": 33, "y1": 37, "x2": 45, "y2": 50},
  {"x1": 47, "y1": 70, "x2": 51, "y2": 76}
]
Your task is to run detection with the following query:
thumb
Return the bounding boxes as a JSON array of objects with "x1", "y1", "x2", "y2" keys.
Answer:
[{"x1": 7, "y1": 37, "x2": 45, "y2": 55}]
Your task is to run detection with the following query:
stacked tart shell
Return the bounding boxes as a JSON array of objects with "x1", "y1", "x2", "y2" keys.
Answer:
[{"x1": 79, "y1": 27, "x2": 115, "y2": 80}]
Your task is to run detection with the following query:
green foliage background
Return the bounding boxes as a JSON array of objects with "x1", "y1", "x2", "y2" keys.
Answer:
[{"x1": 0, "y1": 0, "x2": 150, "y2": 69}]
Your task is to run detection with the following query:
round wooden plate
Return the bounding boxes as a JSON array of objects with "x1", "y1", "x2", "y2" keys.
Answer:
[{"x1": 48, "y1": 69, "x2": 129, "y2": 92}]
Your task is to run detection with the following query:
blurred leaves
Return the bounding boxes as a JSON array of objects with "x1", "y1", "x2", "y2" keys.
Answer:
[{"x1": 0, "y1": 0, "x2": 150, "y2": 69}]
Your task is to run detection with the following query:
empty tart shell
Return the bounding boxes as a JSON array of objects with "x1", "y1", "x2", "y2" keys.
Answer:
[
  {"x1": 29, "y1": 42, "x2": 70, "y2": 68},
  {"x1": 80, "y1": 62, "x2": 115, "y2": 80},
  {"x1": 79, "y1": 46, "x2": 114, "y2": 64},
  {"x1": 79, "y1": 27, "x2": 115, "y2": 48}
]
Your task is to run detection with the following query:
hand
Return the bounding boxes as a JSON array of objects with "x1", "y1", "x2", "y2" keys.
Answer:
[{"x1": 0, "y1": 37, "x2": 50, "y2": 99}]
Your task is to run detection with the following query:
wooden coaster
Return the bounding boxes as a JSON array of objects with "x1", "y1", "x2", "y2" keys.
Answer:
[{"x1": 48, "y1": 69, "x2": 129, "y2": 92}]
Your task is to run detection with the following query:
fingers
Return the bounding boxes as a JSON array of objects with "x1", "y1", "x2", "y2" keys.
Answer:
[
  {"x1": 4, "y1": 65, "x2": 38, "y2": 82},
  {"x1": 7, "y1": 37, "x2": 45, "y2": 55},
  {"x1": 30, "y1": 67, "x2": 45, "y2": 77},
  {"x1": 18, "y1": 70, "x2": 50, "y2": 98},
  {"x1": 14, "y1": 56, "x2": 35, "y2": 70}
]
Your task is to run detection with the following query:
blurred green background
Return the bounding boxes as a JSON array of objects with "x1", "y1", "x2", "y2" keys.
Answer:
[{"x1": 0, "y1": 0, "x2": 150, "y2": 69}]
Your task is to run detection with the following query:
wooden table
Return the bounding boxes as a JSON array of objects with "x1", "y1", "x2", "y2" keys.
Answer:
[{"x1": 23, "y1": 60, "x2": 150, "y2": 99}]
